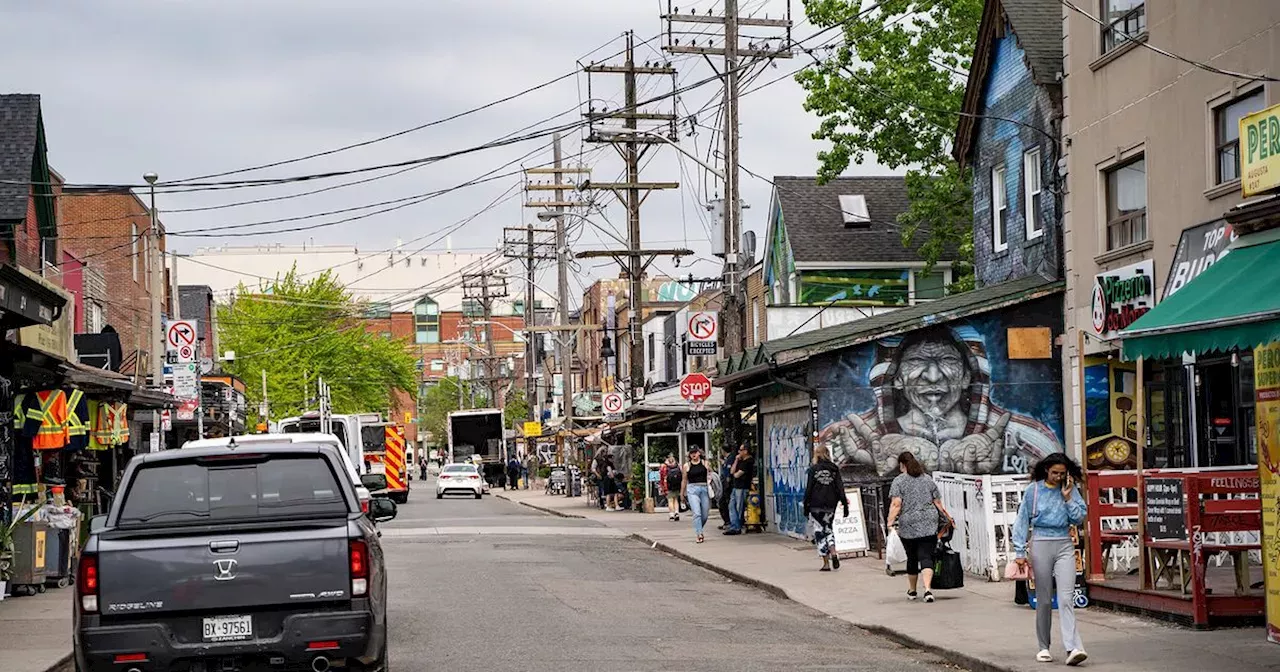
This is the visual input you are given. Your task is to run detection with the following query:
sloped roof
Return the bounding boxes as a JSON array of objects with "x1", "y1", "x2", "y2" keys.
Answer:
[
  {"x1": 773, "y1": 175, "x2": 952, "y2": 264},
  {"x1": 0, "y1": 94, "x2": 41, "y2": 221},
  {"x1": 718, "y1": 275, "x2": 1062, "y2": 380}
]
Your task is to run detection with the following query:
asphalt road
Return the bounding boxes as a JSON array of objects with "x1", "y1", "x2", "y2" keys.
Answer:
[{"x1": 380, "y1": 478, "x2": 961, "y2": 672}]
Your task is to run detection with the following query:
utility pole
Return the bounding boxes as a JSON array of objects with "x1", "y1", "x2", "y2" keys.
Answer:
[
  {"x1": 524, "y1": 134, "x2": 590, "y2": 427},
  {"x1": 503, "y1": 224, "x2": 555, "y2": 421},
  {"x1": 583, "y1": 31, "x2": 685, "y2": 401},
  {"x1": 462, "y1": 273, "x2": 509, "y2": 409},
  {"x1": 143, "y1": 172, "x2": 164, "y2": 450},
  {"x1": 663, "y1": 1, "x2": 792, "y2": 356}
]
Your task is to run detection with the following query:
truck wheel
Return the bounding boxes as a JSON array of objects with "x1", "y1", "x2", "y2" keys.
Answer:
[
  {"x1": 474, "y1": 492, "x2": 482, "y2": 500},
  {"x1": 436, "y1": 493, "x2": 443, "y2": 499}
]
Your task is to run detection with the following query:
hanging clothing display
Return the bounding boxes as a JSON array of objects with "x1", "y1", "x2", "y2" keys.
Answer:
[
  {"x1": 0, "y1": 373, "x2": 12, "y2": 518},
  {"x1": 65, "y1": 388, "x2": 89, "y2": 452},
  {"x1": 88, "y1": 400, "x2": 130, "y2": 450},
  {"x1": 17, "y1": 389, "x2": 70, "y2": 450},
  {"x1": 10, "y1": 392, "x2": 37, "y2": 495}
]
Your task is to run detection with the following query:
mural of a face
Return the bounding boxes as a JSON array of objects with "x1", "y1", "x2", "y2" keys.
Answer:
[{"x1": 895, "y1": 338, "x2": 970, "y2": 418}]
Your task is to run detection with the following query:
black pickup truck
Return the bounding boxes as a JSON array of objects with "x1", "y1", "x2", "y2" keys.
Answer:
[{"x1": 73, "y1": 440, "x2": 397, "y2": 672}]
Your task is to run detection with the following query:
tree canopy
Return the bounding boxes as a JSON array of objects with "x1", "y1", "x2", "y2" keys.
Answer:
[
  {"x1": 797, "y1": 0, "x2": 983, "y2": 290},
  {"x1": 217, "y1": 269, "x2": 418, "y2": 422}
]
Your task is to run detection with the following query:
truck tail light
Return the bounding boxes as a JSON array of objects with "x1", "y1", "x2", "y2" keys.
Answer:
[
  {"x1": 349, "y1": 540, "x2": 369, "y2": 596},
  {"x1": 361, "y1": 499, "x2": 370, "y2": 514},
  {"x1": 78, "y1": 553, "x2": 99, "y2": 613}
]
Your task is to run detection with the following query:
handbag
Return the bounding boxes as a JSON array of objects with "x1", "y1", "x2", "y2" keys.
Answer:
[
  {"x1": 934, "y1": 541, "x2": 965, "y2": 589},
  {"x1": 1004, "y1": 483, "x2": 1039, "y2": 581}
]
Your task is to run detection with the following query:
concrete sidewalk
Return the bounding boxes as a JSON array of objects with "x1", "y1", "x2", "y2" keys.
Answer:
[
  {"x1": 0, "y1": 588, "x2": 72, "y2": 672},
  {"x1": 498, "y1": 489, "x2": 1280, "y2": 672}
]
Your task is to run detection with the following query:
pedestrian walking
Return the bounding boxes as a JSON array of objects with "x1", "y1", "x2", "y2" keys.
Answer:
[
  {"x1": 524, "y1": 451, "x2": 540, "y2": 490},
  {"x1": 660, "y1": 453, "x2": 682, "y2": 521},
  {"x1": 419, "y1": 454, "x2": 428, "y2": 481},
  {"x1": 682, "y1": 446, "x2": 712, "y2": 543},
  {"x1": 602, "y1": 455, "x2": 620, "y2": 511},
  {"x1": 803, "y1": 445, "x2": 849, "y2": 572},
  {"x1": 886, "y1": 452, "x2": 953, "y2": 603},
  {"x1": 723, "y1": 443, "x2": 754, "y2": 535},
  {"x1": 717, "y1": 445, "x2": 734, "y2": 529},
  {"x1": 1012, "y1": 453, "x2": 1089, "y2": 666},
  {"x1": 506, "y1": 455, "x2": 522, "y2": 491}
]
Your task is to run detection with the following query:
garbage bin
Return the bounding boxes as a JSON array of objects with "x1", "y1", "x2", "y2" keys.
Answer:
[{"x1": 9, "y1": 521, "x2": 48, "y2": 596}]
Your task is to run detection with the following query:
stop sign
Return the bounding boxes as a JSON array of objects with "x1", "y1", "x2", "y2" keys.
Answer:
[{"x1": 679, "y1": 373, "x2": 713, "y2": 404}]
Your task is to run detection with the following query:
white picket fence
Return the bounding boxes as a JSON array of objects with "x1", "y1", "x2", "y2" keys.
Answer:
[{"x1": 933, "y1": 472, "x2": 1029, "y2": 581}]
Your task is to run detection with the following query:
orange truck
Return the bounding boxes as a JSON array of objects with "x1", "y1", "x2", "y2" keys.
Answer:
[{"x1": 360, "y1": 414, "x2": 410, "y2": 503}]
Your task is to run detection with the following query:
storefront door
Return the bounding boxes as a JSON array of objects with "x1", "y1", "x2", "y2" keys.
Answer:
[
  {"x1": 644, "y1": 433, "x2": 681, "y2": 509},
  {"x1": 1196, "y1": 356, "x2": 1255, "y2": 467}
]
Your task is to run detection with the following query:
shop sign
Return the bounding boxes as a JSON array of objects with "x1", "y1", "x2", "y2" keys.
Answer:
[
  {"x1": 676, "y1": 416, "x2": 719, "y2": 433},
  {"x1": 833, "y1": 487, "x2": 869, "y2": 555},
  {"x1": 13, "y1": 268, "x2": 73, "y2": 361},
  {"x1": 1143, "y1": 478, "x2": 1187, "y2": 540},
  {"x1": 1240, "y1": 102, "x2": 1280, "y2": 197},
  {"x1": 1252, "y1": 341, "x2": 1280, "y2": 644},
  {"x1": 0, "y1": 264, "x2": 61, "y2": 328},
  {"x1": 523, "y1": 421, "x2": 542, "y2": 437},
  {"x1": 1091, "y1": 259, "x2": 1155, "y2": 339},
  {"x1": 1164, "y1": 220, "x2": 1237, "y2": 299}
]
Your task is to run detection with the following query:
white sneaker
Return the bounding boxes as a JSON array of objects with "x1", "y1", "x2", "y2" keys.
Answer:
[
  {"x1": 1066, "y1": 649, "x2": 1088, "y2": 666},
  {"x1": 1036, "y1": 650, "x2": 1053, "y2": 663}
]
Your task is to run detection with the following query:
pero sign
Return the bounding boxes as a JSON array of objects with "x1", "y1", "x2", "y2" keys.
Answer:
[{"x1": 1241, "y1": 102, "x2": 1280, "y2": 197}]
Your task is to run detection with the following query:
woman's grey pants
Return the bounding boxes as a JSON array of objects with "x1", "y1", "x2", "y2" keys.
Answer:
[{"x1": 1031, "y1": 538, "x2": 1082, "y2": 652}]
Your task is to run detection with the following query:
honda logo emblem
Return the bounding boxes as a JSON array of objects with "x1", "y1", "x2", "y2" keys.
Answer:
[{"x1": 213, "y1": 558, "x2": 238, "y2": 581}]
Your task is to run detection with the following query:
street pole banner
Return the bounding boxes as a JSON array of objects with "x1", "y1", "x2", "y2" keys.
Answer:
[{"x1": 1253, "y1": 341, "x2": 1280, "y2": 644}]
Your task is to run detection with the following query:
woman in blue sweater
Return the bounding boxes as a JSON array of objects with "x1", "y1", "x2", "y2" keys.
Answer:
[{"x1": 1012, "y1": 453, "x2": 1088, "y2": 666}]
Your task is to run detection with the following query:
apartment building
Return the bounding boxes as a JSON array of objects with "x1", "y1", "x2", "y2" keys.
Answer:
[{"x1": 1062, "y1": 0, "x2": 1280, "y2": 468}]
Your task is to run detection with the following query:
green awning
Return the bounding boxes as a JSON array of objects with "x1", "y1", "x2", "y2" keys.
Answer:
[{"x1": 1121, "y1": 229, "x2": 1280, "y2": 360}]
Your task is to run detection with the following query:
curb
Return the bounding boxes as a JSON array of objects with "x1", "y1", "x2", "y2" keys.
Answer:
[
  {"x1": 628, "y1": 533, "x2": 790, "y2": 600},
  {"x1": 494, "y1": 494, "x2": 585, "y2": 519},
  {"x1": 43, "y1": 653, "x2": 73, "y2": 672}
]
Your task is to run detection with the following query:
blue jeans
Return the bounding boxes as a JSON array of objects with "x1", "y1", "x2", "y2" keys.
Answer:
[
  {"x1": 730, "y1": 488, "x2": 748, "y2": 531},
  {"x1": 686, "y1": 484, "x2": 710, "y2": 536}
]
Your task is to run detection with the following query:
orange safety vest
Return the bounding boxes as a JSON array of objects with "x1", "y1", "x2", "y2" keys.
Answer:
[
  {"x1": 89, "y1": 400, "x2": 130, "y2": 448},
  {"x1": 28, "y1": 389, "x2": 69, "y2": 450}
]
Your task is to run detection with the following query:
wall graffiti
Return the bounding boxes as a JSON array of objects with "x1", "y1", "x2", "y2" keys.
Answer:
[
  {"x1": 767, "y1": 420, "x2": 810, "y2": 537},
  {"x1": 813, "y1": 299, "x2": 1064, "y2": 477}
]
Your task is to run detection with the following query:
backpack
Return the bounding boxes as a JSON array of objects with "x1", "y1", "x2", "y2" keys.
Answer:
[{"x1": 665, "y1": 464, "x2": 683, "y2": 490}]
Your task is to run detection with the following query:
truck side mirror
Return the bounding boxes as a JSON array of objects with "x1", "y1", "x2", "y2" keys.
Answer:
[
  {"x1": 370, "y1": 497, "x2": 397, "y2": 523},
  {"x1": 89, "y1": 515, "x2": 107, "y2": 533}
]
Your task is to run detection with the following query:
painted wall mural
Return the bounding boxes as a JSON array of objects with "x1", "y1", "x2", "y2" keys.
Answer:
[
  {"x1": 1083, "y1": 358, "x2": 1139, "y2": 470},
  {"x1": 766, "y1": 419, "x2": 810, "y2": 537},
  {"x1": 812, "y1": 298, "x2": 1065, "y2": 477}
]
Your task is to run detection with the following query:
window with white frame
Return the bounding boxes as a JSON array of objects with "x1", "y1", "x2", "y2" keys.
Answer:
[
  {"x1": 430, "y1": 359, "x2": 445, "y2": 372},
  {"x1": 992, "y1": 166, "x2": 1008, "y2": 252},
  {"x1": 1023, "y1": 149, "x2": 1044, "y2": 239},
  {"x1": 1101, "y1": 0, "x2": 1145, "y2": 54},
  {"x1": 1105, "y1": 157, "x2": 1147, "y2": 250},
  {"x1": 1214, "y1": 90, "x2": 1266, "y2": 185},
  {"x1": 86, "y1": 300, "x2": 105, "y2": 333},
  {"x1": 413, "y1": 296, "x2": 440, "y2": 344}
]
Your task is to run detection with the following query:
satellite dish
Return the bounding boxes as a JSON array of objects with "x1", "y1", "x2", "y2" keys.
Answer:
[{"x1": 200, "y1": 357, "x2": 214, "y2": 374}]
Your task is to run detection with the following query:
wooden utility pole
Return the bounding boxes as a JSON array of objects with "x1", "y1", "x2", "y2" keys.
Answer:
[
  {"x1": 462, "y1": 273, "x2": 509, "y2": 408},
  {"x1": 583, "y1": 31, "x2": 685, "y2": 400},
  {"x1": 663, "y1": 0, "x2": 792, "y2": 356},
  {"x1": 523, "y1": 134, "x2": 590, "y2": 428},
  {"x1": 503, "y1": 224, "x2": 556, "y2": 420}
]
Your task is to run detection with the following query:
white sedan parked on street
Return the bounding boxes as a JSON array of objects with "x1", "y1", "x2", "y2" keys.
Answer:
[{"x1": 436, "y1": 463, "x2": 484, "y2": 499}]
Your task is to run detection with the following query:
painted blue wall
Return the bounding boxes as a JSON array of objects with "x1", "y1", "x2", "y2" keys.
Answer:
[{"x1": 970, "y1": 22, "x2": 1061, "y2": 287}]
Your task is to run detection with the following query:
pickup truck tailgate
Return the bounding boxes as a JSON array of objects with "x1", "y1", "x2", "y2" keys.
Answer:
[{"x1": 97, "y1": 525, "x2": 352, "y2": 615}]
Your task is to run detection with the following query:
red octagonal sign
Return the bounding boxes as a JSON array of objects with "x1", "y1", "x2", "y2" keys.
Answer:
[{"x1": 679, "y1": 373, "x2": 713, "y2": 404}]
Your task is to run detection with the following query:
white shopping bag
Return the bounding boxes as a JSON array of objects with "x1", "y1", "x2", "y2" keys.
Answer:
[{"x1": 885, "y1": 529, "x2": 909, "y2": 566}]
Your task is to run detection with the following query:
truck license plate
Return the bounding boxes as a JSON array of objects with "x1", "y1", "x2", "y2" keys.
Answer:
[{"x1": 202, "y1": 614, "x2": 253, "y2": 642}]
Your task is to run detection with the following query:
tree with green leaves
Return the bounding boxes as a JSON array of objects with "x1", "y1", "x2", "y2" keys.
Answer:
[
  {"x1": 797, "y1": 0, "x2": 983, "y2": 291},
  {"x1": 217, "y1": 269, "x2": 418, "y2": 422},
  {"x1": 503, "y1": 389, "x2": 531, "y2": 430}
]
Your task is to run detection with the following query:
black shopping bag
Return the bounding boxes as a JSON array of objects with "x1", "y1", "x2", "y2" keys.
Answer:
[{"x1": 933, "y1": 542, "x2": 965, "y2": 590}]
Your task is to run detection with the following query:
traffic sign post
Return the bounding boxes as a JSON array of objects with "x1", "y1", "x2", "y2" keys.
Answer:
[
  {"x1": 603, "y1": 392, "x2": 625, "y2": 422},
  {"x1": 686, "y1": 311, "x2": 718, "y2": 357},
  {"x1": 166, "y1": 320, "x2": 198, "y2": 363}
]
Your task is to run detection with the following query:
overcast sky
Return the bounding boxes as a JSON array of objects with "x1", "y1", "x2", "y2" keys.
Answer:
[{"x1": 2, "y1": 0, "x2": 892, "y2": 304}]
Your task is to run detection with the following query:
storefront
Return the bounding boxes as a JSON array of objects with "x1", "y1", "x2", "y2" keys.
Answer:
[
  {"x1": 624, "y1": 385, "x2": 725, "y2": 511},
  {"x1": 1101, "y1": 195, "x2": 1280, "y2": 633}
]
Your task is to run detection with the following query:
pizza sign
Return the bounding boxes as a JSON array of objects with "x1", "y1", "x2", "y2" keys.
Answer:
[{"x1": 1092, "y1": 260, "x2": 1154, "y2": 339}]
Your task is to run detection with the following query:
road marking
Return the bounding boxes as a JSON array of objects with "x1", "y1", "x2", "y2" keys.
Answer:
[{"x1": 381, "y1": 526, "x2": 625, "y2": 538}]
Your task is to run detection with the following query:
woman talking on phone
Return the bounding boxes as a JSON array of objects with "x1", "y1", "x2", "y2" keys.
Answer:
[{"x1": 1011, "y1": 453, "x2": 1088, "y2": 666}]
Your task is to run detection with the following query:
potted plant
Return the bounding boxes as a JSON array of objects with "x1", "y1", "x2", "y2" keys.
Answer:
[{"x1": 0, "y1": 500, "x2": 38, "y2": 600}]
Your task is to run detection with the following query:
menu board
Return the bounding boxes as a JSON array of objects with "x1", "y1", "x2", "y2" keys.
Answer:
[
  {"x1": 833, "y1": 488, "x2": 869, "y2": 556},
  {"x1": 1144, "y1": 478, "x2": 1187, "y2": 540}
]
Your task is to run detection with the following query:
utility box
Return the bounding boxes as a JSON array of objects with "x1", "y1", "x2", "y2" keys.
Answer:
[{"x1": 9, "y1": 521, "x2": 48, "y2": 595}]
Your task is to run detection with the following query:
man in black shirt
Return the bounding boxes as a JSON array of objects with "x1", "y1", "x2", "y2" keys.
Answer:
[{"x1": 725, "y1": 443, "x2": 754, "y2": 535}]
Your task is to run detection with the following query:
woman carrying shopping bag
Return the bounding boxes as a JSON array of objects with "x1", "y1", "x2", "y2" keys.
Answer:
[
  {"x1": 1011, "y1": 453, "x2": 1088, "y2": 666},
  {"x1": 803, "y1": 446, "x2": 849, "y2": 572},
  {"x1": 886, "y1": 452, "x2": 953, "y2": 603}
]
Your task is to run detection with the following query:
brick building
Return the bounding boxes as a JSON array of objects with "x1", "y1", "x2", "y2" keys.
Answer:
[{"x1": 58, "y1": 187, "x2": 166, "y2": 377}]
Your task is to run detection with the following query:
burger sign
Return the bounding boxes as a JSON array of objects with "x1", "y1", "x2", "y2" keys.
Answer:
[{"x1": 1092, "y1": 259, "x2": 1155, "y2": 339}]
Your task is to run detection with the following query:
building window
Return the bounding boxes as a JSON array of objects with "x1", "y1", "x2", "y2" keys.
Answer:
[
  {"x1": 1215, "y1": 90, "x2": 1266, "y2": 185},
  {"x1": 1023, "y1": 149, "x2": 1044, "y2": 239},
  {"x1": 512, "y1": 300, "x2": 525, "y2": 317},
  {"x1": 647, "y1": 333, "x2": 655, "y2": 371},
  {"x1": 1105, "y1": 157, "x2": 1147, "y2": 250},
  {"x1": 131, "y1": 223, "x2": 139, "y2": 282},
  {"x1": 991, "y1": 166, "x2": 1008, "y2": 252},
  {"x1": 86, "y1": 301, "x2": 105, "y2": 333},
  {"x1": 413, "y1": 297, "x2": 440, "y2": 344},
  {"x1": 1101, "y1": 0, "x2": 1145, "y2": 54},
  {"x1": 462, "y1": 299, "x2": 484, "y2": 318},
  {"x1": 752, "y1": 297, "x2": 763, "y2": 345},
  {"x1": 430, "y1": 359, "x2": 445, "y2": 372},
  {"x1": 913, "y1": 271, "x2": 948, "y2": 302}
]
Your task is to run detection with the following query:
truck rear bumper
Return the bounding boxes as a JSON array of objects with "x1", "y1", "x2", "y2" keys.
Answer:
[{"x1": 76, "y1": 609, "x2": 376, "y2": 671}]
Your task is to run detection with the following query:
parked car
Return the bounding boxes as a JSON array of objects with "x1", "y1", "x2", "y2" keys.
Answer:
[
  {"x1": 74, "y1": 440, "x2": 397, "y2": 672},
  {"x1": 436, "y1": 463, "x2": 484, "y2": 499},
  {"x1": 184, "y1": 433, "x2": 374, "y2": 516}
]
